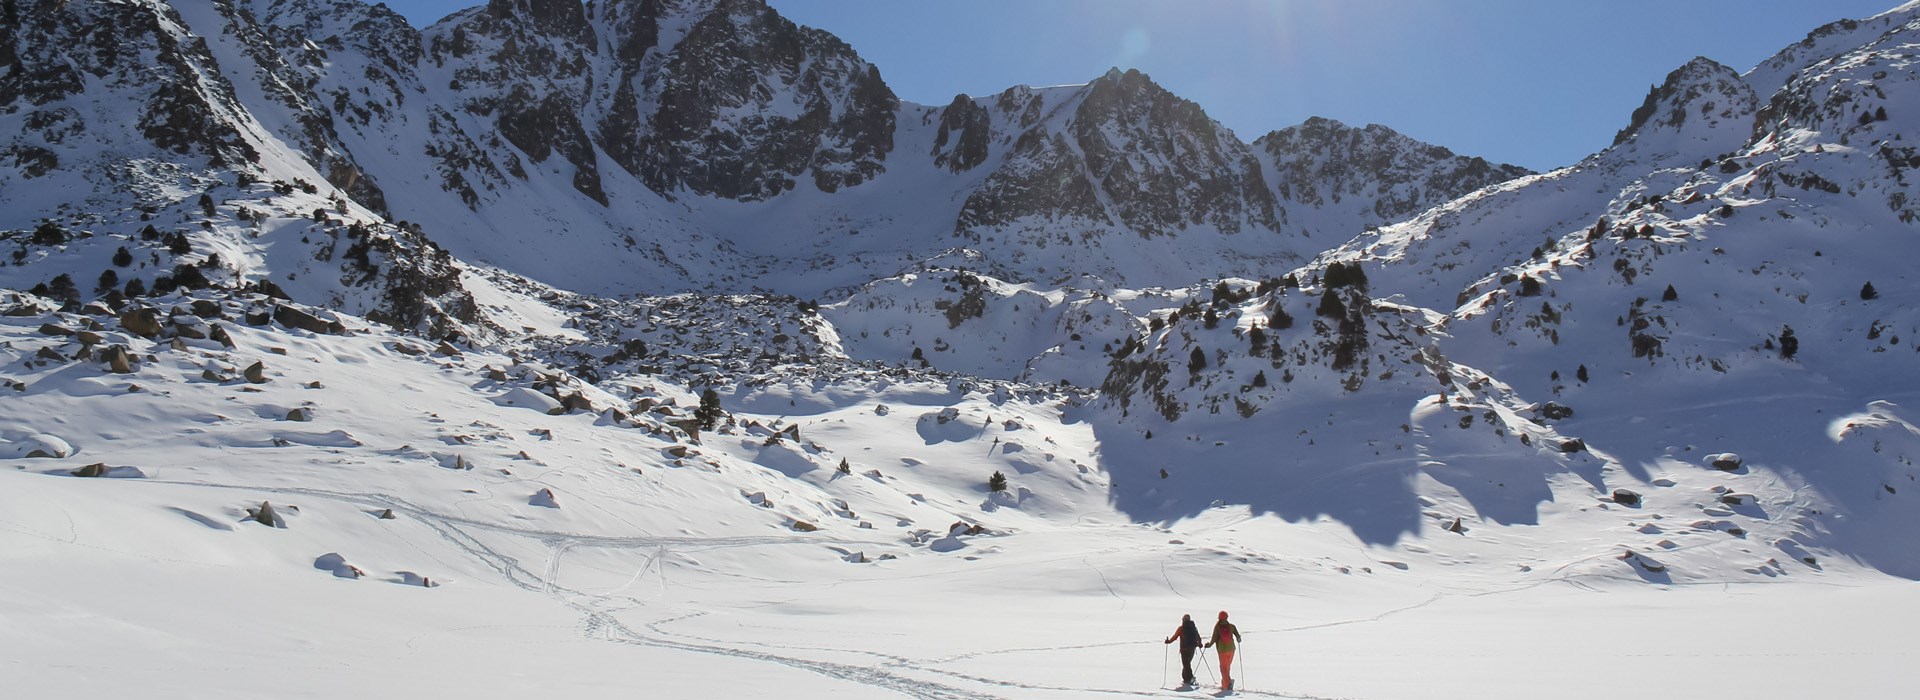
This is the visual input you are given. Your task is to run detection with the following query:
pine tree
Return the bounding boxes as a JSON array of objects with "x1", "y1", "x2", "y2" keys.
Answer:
[
  {"x1": 1861, "y1": 282, "x2": 1879, "y2": 300},
  {"x1": 198, "y1": 193, "x2": 215, "y2": 217},
  {"x1": 1779, "y1": 326, "x2": 1798, "y2": 360},
  {"x1": 1317, "y1": 290, "x2": 1347, "y2": 317},
  {"x1": 695, "y1": 388, "x2": 724, "y2": 430},
  {"x1": 1252, "y1": 370, "x2": 1268, "y2": 387},
  {"x1": 167, "y1": 233, "x2": 191, "y2": 256},
  {"x1": 988, "y1": 471, "x2": 1007, "y2": 493},
  {"x1": 170, "y1": 263, "x2": 209, "y2": 290},
  {"x1": 1248, "y1": 325, "x2": 1267, "y2": 356},
  {"x1": 1188, "y1": 346, "x2": 1207, "y2": 374},
  {"x1": 1270, "y1": 304, "x2": 1293, "y2": 330},
  {"x1": 1203, "y1": 308, "x2": 1219, "y2": 329},
  {"x1": 47, "y1": 273, "x2": 78, "y2": 301},
  {"x1": 123, "y1": 278, "x2": 147, "y2": 297},
  {"x1": 1577, "y1": 364, "x2": 1589, "y2": 383},
  {"x1": 837, "y1": 458, "x2": 851, "y2": 475},
  {"x1": 96, "y1": 269, "x2": 118, "y2": 294},
  {"x1": 1662, "y1": 284, "x2": 1678, "y2": 302},
  {"x1": 32, "y1": 221, "x2": 69, "y2": 246},
  {"x1": 112, "y1": 246, "x2": 133, "y2": 267}
]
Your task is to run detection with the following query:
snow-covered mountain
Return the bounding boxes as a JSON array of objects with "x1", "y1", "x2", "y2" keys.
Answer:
[
  {"x1": 2, "y1": 0, "x2": 1529, "y2": 295},
  {"x1": 5, "y1": 1, "x2": 1920, "y2": 697}
]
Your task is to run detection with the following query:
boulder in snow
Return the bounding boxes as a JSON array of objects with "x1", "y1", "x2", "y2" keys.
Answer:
[
  {"x1": 1706, "y1": 453, "x2": 1742, "y2": 471},
  {"x1": 67, "y1": 462, "x2": 144, "y2": 478},
  {"x1": 243, "y1": 361, "x2": 267, "y2": 384},
  {"x1": 1620, "y1": 549, "x2": 1668, "y2": 573},
  {"x1": 530, "y1": 488, "x2": 560, "y2": 508},
  {"x1": 1612, "y1": 489, "x2": 1643, "y2": 507},
  {"x1": 273, "y1": 305, "x2": 342, "y2": 335},
  {"x1": 497, "y1": 387, "x2": 564, "y2": 415},
  {"x1": 314, "y1": 553, "x2": 366, "y2": 579},
  {"x1": 246, "y1": 501, "x2": 285, "y2": 528},
  {"x1": 13, "y1": 434, "x2": 73, "y2": 458},
  {"x1": 101, "y1": 344, "x2": 134, "y2": 374},
  {"x1": 118, "y1": 307, "x2": 163, "y2": 338}
]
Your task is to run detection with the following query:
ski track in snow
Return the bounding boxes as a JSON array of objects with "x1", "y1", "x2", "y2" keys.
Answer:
[{"x1": 108, "y1": 474, "x2": 1362, "y2": 699}]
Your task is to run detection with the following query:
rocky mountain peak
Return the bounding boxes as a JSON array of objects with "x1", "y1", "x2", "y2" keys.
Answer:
[
  {"x1": 484, "y1": 0, "x2": 590, "y2": 39},
  {"x1": 1068, "y1": 67, "x2": 1278, "y2": 237},
  {"x1": 932, "y1": 93, "x2": 990, "y2": 172},
  {"x1": 620, "y1": 0, "x2": 898, "y2": 199},
  {"x1": 1255, "y1": 116, "x2": 1531, "y2": 233},
  {"x1": 1610, "y1": 56, "x2": 1755, "y2": 152}
]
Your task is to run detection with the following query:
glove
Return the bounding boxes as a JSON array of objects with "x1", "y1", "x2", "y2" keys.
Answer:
[
  {"x1": 1164, "y1": 638, "x2": 1171, "y2": 644},
  {"x1": 1204, "y1": 642, "x2": 1213, "y2": 648}
]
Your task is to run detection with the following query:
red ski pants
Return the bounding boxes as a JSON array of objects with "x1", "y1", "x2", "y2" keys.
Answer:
[{"x1": 1217, "y1": 649, "x2": 1235, "y2": 686}]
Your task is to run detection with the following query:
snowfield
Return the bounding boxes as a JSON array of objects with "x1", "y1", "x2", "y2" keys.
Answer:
[
  {"x1": 2, "y1": 297, "x2": 1916, "y2": 699},
  {"x1": 5, "y1": 0, "x2": 1920, "y2": 697}
]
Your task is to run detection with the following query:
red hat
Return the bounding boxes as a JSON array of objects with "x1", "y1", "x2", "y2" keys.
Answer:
[{"x1": 1218, "y1": 611, "x2": 1229, "y2": 620}]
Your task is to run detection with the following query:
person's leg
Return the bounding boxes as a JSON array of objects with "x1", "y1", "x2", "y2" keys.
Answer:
[
  {"x1": 1219, "y1": 649, "x2": 1235, "y2": 688},
  {"x1": 1180, "y1": 647, "x2": 1196, "y2": 684}
]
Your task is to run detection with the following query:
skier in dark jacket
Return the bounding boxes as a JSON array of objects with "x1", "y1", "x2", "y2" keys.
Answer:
[{"x1": 1164, "y1": 613, "x2": 1203, "y2": 687}]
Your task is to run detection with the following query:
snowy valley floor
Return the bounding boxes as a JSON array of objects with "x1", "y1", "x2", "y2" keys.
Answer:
[
  {"x1": 4, "y1": 472, "x2": 1916, "y2": 700},
  {"x1": 2, "y1": 306, "x2": 1916, "y2": 699}
]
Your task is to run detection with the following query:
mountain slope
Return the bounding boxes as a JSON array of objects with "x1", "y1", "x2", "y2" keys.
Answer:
[{"x1": 2, "y1": 0, "x2": 1529, "y2": 296}]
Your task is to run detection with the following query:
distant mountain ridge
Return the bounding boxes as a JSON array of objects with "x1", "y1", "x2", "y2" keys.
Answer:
[{"x1": 0, "y1": 0, "x2": 1531, "y2": 295}]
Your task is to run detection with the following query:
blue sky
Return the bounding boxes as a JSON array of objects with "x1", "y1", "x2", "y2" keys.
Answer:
[{"x1": 382, "y1": 0, "x2": 1902, "y2": 170}]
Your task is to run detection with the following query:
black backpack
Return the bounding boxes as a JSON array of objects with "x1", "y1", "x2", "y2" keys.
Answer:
[{"x1": 1179, "y1": 619, "x2": 1202, "y2": 648}]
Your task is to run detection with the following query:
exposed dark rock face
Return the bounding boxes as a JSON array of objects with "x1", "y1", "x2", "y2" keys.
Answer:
[
  {"x1": 1612, "y1": 57, "x2": 1757, "y2": 147},
  {"x1": 1071, "y1": 69, "x2": 1279, "y2": 237},
  {"x1": 487, "y1": 0, "x2": 589, "y2": 38},
  {"x1": 933, "y1": 94, "x2": 990, "y2": 172},
  {"x1": 956, "y1": 70, "x2": 1284, "y2": 240},
  {"x1": 435, "y1": 0, "x2": 608, "y2": 204},
  {"x1": 1257, "y1": 116, "x2": 1533, "y2": 227},
  {"x1": 957, "y1": 128, "x2": 1108, "y2": 231},
  {"x1": 2, "y1": 0, "x2": 258, "y2": 167},
  {"x1": 626, "y1": 0, "x2": 898, "y2": 199}
]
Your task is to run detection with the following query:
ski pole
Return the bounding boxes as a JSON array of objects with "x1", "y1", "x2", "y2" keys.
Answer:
[
  {"x1": 1199, "y1": 646, "x2": 1217, "y2": 685},
  {"x1": 1238, "y1": 640, "x2": 1246, "y2": 691},
  {"x1": 1162, "y1": 641, "x2": 1169, "y2": 689}
]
